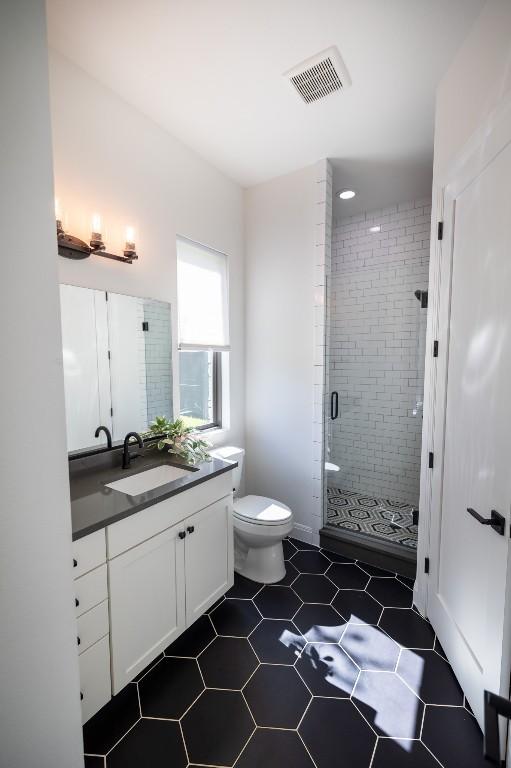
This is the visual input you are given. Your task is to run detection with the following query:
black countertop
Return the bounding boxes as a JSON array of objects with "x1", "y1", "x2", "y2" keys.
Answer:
[{"x1": 69, "y1": 447, "x2": 236, "y2": 541}]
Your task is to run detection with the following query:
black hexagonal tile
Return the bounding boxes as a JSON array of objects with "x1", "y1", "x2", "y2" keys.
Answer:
[
  {"x1": 249, "y1": 618, "x2": 305, "y2": 664},
  {"x1": 422, "y1": 705, "x2": 487, "y2": 767},
  {"x1": 296, "y1": 642, "x2": 358, "y2": 697},
  {"x1": 379, "y1": 608, "x2": 435, "y2": 648},
  {"x1": 292, "y1": 574, "x2": 337, "y2": 603},
  {"x1": 354, "y1": 671, "x2": 424, "y2": 738},
  {"x1": 293, "y1": 604, "x2": 346, "y2": 643},
  {"x1": 139, "y1": 657, "x2": 203, "y2": 719},
  {"x1": 283, "y1": 538, "x2": 298, "y2": 559},
  {"x1": 227, "y1": 572, "x2": 262, "y2": 599},
  {"x1": 105, "y1": 719, "x2": 186, "y2": 768},
  {"x1": 253, "y1": 585, "x2": 301, "y2": 619},
  {"x1": 326, "y1": 563, "x2": 370, "y2": 590},
  {"x1": 397, "y1": 649, "x2": 463, "y2": 705},
  {"x1": 333, "y1": 589, "x2": 383, "y2": 625},
  {"x1": 367, "y1": 578, "x2": 413, "y2": 608},
  {"x1": 83, "y1": 682, "x2": 140, "y2": 755},
  {"x1": 299, "y1": 698, "x2": 376, "y2": 768},
  {"x1": 84, "y1": 757, "x2": 104, "y2": 768},
  {"x1": 276, "y1": 560, "x2": 299, "y2": 586},
  {"x1": 235, "y1": 728, "x2": 315, "y2": 768},
  {"x1": 289, "y1": 537, "x2": 319, "y2": 551},
  {"x1": 165, "y1": 615, "x2": 215, "y2": 657},
  {"x1": 341, "y1": 623, "x2": 400, "y2": 671},
  {"x1": 291, "y1": 550, "x2": 330, "y2": 574},
  {"x1": 357, "y1": 561, "x2": 395, "y2": 577},
  {"x1": 198, "y1": 636, "x2": 258, "y2": 690},
  {"x1": 321, "y1": 549, "x2": 355, "y2": 564},
  {"x1": 397, "y1": 574, "x2": 415, "y2": 590},
  {"x1": 372, "y1": 738, "x2": 440, "y2": 767},
  {"x1": 181, "y1": 690, "x2": 254, "y2": 766},
  {"x1": 210, "y1": 598, "x2": 261, "y2": 636},
  {"x1": 243, "y1": 664, "x2": 310, "y2": 728}
]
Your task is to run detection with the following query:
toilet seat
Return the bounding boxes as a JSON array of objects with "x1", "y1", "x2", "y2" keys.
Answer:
[{"x1": 234, "y1": 495, "x2": 292, "y2": 526}]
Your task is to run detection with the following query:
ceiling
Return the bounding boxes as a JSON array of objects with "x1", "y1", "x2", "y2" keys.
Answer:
[{"x1": 46, "y1": 0, "x2": 484, "y2": 214}]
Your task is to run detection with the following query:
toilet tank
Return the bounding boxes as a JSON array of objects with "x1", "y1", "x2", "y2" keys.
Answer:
[{"x1": 209, "y1": 446, "x2": 244, "y2": 495}]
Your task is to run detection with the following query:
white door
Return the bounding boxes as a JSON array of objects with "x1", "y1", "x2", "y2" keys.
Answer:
[
  {"x1": 184, "y1": 496, "x2": 234, "y2": 625},
  {"x1": 428, "y1": 104, "x2": 511, "y2": 731},
  {"x1": 109, "y1": 524, "x2": 185, "y2": 693}
]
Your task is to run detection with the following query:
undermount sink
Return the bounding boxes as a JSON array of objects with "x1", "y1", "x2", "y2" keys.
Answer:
[{"x1": 106, "y1": 464, "x2": 195, "y2": 496}]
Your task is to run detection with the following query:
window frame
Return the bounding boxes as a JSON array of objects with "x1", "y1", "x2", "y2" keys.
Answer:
[{"x1": 178, "y1": 347, "x2": 222, "y2": 431}]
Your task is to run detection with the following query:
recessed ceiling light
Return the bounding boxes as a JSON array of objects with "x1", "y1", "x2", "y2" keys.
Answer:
[
  {"x1": 369, "y1": 225, "x2": 381, "y2": 233},
  {"x1": 338, "y1": 189, "x2": 356, "y2": 200}
]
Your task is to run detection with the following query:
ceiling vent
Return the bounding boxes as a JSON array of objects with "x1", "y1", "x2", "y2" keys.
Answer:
[{"x1": 284, "y1": 46, "x2": 351, "y2": 104}]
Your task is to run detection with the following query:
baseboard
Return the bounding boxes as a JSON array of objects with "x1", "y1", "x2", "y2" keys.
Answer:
[{"x1": 291, "y1": 523, "x2": 314, "y2": 545}]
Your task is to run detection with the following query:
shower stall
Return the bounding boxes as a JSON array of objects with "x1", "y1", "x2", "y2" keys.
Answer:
[{"x1": 323, "y1": 198, "x2": 431, "y2": 571}]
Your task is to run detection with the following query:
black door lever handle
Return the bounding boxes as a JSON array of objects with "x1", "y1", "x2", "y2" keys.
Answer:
[{"x1": 467, "y1": 508, "x2": 505, "y2": 536}]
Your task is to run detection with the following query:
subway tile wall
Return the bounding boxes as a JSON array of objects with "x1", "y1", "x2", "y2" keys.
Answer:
[{"x1": 328, "y1": 198, "x2": 431, "y2": 506}]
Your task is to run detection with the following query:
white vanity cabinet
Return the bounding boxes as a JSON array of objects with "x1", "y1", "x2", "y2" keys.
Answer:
[
  {"x1": 108, "y1": 521, "x2": 186, "y2": 692},
  {"x1": 72, "y1": 529, "x2": 111, "y2": 724},
  {"x1": 107, "y1": 471, "x2": 234, "y2": 694}
]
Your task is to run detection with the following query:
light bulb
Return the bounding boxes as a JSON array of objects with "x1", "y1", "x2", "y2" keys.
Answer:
[
  {"x1": 126, "y1": 226, "x2": 135, "y2": 244},
  {"x1": 55, "y1": 198, "x2": 61, "y2": 220},
  {"x1": 92, "y1": 213, "x2": 101, "y2": 234}
]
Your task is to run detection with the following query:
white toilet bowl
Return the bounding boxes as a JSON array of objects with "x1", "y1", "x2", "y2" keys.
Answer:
[
  {"x1": 233, "y1": 495, "x2": 293, "y2": 583},
  {"x1": 209, "y1": 447, "x2": 294, "y2": 584}
]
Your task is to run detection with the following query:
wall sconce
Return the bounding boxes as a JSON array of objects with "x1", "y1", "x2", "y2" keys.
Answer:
[{"x1": 55, "y1": 201, "x2": 138, "y2": 265}]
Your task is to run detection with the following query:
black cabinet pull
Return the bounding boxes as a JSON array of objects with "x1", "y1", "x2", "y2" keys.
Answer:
[
  {"x1": 187, "y1": 526, "x2": 195, "y2": 534},
  {"x1": 178, "y1": 531, "x2": 186, "y2": 539},
  {"x1": 75, "y1": 598, "x2": 79, "y2": 608},
  {"x1": 467, "y1": 508, "x2": 505, "y2": 536},
  {"x1": 80, "y1": 692, "x2": 84, "y2": 701},
  {"x1": 73, "y1": 558, "x2": 78, "y2": 568},
  {"x1": 77, "y1": 636, "x2": 81, "y2": 646},
  {"x1": 330, "y1": 391, "x2": 339, "y2": 420}
]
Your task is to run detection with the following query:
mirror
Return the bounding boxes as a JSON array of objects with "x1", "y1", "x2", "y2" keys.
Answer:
[{"x1": 59, "y1": 284, "x2": 173, "y2": 453}]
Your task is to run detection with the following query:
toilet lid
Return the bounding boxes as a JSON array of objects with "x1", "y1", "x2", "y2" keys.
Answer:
[{"x1": 234, "y1": 495, "x2": 292, "y2": 526}]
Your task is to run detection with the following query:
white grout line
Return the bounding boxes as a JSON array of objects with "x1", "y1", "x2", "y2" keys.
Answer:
[{"x1": 367, "y1": 736, "x2": 379, "y2": 768}]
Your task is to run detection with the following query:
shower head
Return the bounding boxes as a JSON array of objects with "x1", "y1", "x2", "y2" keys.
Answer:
[{"x1": 415, "y1": 290, "x2": 428, "y2": 308}]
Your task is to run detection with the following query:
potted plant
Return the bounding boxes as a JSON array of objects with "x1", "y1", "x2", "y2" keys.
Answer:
[{"x1": 143, "y1": 416, "x2": 211, "y2": 465}]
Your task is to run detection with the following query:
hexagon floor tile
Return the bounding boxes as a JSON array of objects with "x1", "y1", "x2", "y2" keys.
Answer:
[
  {"x1": 235, "y1": 728, "x2": 315, "y2": 768},
  {"x1": 81, "y1": 539, "x2": 486, "y2": 768},
  {"x1": 243, "y1": 664, "x2": 311, "y2": 728},
  {"x1": 181, "y1": 689, "x2": 254, "y2": 766}
]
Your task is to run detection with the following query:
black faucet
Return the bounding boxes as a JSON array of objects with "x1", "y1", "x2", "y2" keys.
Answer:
[
  {"x1": 95, "y1": 425, "x2": 112, "y2": 449},
  {"x1": 122, "y1": 432, "x2": 144, "y2": 469}
]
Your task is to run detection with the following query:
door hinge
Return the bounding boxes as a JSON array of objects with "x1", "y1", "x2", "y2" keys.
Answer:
[
  {"x1": 107, "y1": 350, "x2": 111, "y2": 360},
  {"x1": 425, "y1": 557, "x2": 430, "y2": 574},
  {"x1": 142, "y1": 321, "x2": 149, "y2": 331},
  {"x1": 105, "y1": 291, "x2": 109, "y2": 301},
  {"x1": 437, "y1": 221, "x2": 443, "y2": 240},
  {"x1": 428, "y1": 452, "x2": 434, "y2": 469},
  {"x1": 433, "y1": 340, "x2": 439, "y2": 357},
  {"x1": 110, "y1": 407, "x2": 113, "y2": 417}
]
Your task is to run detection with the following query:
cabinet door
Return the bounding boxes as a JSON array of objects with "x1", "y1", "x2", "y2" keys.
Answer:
[
  {"x1": 109, "y1": 524, "x2": 185, "y2": 693},
  {"x1": 185, "y1": 495, "x2": 233, "y2": 626}
]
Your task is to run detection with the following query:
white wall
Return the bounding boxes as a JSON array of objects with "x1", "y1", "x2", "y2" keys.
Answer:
[
  {"x1": 330, "y1": 199, "x2": 430, "y2": 505},
  {"x1": 49, "y1": 51, "x2": 245, "y2": 449},
  {"x1": 244, "y1": 166, "x2": 316, "y2": 535},
  {"x1": 0, "y1": 2, "x2": 84, "y2": 766}
]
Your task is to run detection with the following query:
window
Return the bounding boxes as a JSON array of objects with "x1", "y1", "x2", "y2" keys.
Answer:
[{"x1": 176, "y1": 237, "x2": 229, "y2": 430}]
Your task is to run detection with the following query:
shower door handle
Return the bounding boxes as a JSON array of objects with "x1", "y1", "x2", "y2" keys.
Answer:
[{"x1": 330, "y1": 391, "x2": 339, "y2": 420}]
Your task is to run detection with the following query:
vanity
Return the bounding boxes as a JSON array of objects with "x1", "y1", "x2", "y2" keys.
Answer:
[{"x1": 60, "y1": 284, "x2": 235, "y2": 724}]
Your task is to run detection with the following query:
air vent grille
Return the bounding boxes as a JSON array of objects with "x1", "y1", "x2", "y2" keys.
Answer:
[
  {"x1": 290, "y1": 57, "x2": 342, "y2": 103},
  {"x1": 285, "y1": 46, "x2": 351, "y2": 104}
]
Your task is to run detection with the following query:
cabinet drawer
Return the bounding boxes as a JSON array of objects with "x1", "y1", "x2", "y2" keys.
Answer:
[
  {"x1": 77, "y1": 600, "x2": 109, "y2": 655},
  {"x1": 79, "y1": 635, "x2": 111, "y2": 724},
  {"x1": 107, "y1": 473, "x2": 232, "y2": 558},
  {"x1": 75, "y1": 564, "x2": 108, "y2": 617},
  {"x1": 73, "y1": 529, "x2": 106, "y2": 578}
]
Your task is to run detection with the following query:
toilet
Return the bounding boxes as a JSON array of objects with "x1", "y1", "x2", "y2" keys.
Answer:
[{"x1": 210, "y1": 446, "x2": 293, "y2": 583}]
